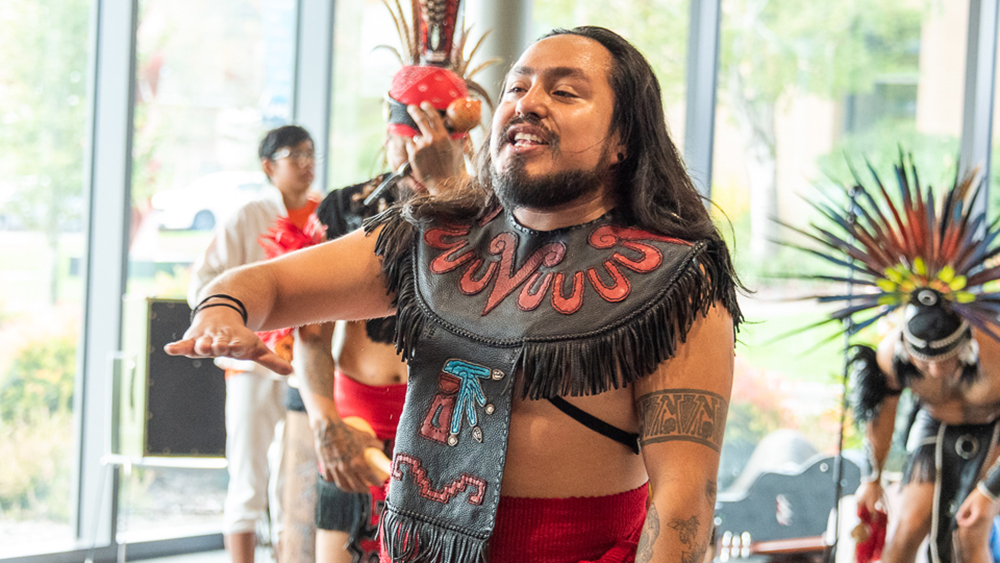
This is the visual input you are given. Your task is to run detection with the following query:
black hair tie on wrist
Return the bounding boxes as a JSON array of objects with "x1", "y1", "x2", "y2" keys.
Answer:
[{"x1": 191, "y1": 294, "x2": 249, "y2": 325}]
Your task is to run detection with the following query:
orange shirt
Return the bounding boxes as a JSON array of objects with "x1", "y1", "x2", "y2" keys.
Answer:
[{"x1": 286, "y1": 194, "x2": 320, "y2": 230}]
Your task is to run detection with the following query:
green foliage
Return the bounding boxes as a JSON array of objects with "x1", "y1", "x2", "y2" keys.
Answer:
[
  {"x1": 1, "y1": 333, "x2": 77, "y2": 423},
  {"x1": 0, "y1": 329, "x2": 77, "y2": 522},
  {"x1": 153, "y1": 265, "x2": 193, "y2": 299},
  {"x1": 816, "y1": 122, "x2": 960, "y2": 195},
  {"x1": 532, "y1": 0, "x2": 689, "y2": 99},
  {"x1": 328, "y1": 1, "x2": 400, "y2": 189},
  {"x1": 0, "y1": 411, "x2": 73, "y2": 520},
  {"x1": 719, "y1": 0, "x2": 924, "y2": 106},
  {"x1": 0, "y1": 0, "x2": 91, "y2": 233},
  {"x1": 130, "y1": 0, "x2": 270, "y2": 203}
]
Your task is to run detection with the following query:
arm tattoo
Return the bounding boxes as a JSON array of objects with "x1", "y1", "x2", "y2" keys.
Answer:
[
  {"x1": 318, "y1": 420, "x2": 364, "y2": 464},
  {"x1": 636, "y1": 501, "x2": 660, "y2": 563},
  {"x1": 668, "y1": 515, "x2": 699, "y2": 545},
  {"x1": 637, "y1": 389, "x2": 728, "y2": 451},
  {"x1": 669, "y1": 515, "x2": 705, "y2": 563},
  {"x1": 682, "y1": 539, "x2": 709, "y2": 563}
]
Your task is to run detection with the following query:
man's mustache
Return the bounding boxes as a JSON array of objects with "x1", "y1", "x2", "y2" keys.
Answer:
[{"x1": 497, "y1": 114, "x2": 558, "y2": 147}]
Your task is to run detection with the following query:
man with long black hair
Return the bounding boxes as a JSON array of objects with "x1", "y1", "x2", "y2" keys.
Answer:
[{"x1": 170, "y1": 26, "x2": 741, "y2": 562}]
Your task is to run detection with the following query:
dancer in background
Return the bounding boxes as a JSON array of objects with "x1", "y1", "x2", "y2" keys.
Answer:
[{"x1": 785, "y1": 155, "x2": 1000, "y2": 563}]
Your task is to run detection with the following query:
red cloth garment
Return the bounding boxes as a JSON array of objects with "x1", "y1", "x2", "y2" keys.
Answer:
[
  {"x1": 489, "y1": 483, "x2": 649, "y2": 563},
  {"x1": 855, "y1": 505, "x2": 887, "y2": 563},
  {"x1": 255, "y1": 205, "x2": 325, "y2": 352},
  {"x1": 334, "y1": 371, "x2": 407, "y2": 441},
  {"x1": 285, "y1": 196, "x2": 320, "y2": 230},
  {"x1": 257, "y1": 214, "x2": 325, "y2": 260},
  {"x1": 388, "y1": 65, "x2": 469, "y2": 139},
  {"x1": 376, "y1": 483, "x2": 648, "y2": 563}
]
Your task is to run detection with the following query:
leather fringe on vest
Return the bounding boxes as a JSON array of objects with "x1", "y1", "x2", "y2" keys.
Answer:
[{"x1": 367, "y1": 207, "x2": 743, "y2": 400}]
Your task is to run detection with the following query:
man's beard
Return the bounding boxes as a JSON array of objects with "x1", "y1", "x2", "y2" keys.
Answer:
[{"x1": 492, "y1": 148, "x2": 611, "y2": 210}]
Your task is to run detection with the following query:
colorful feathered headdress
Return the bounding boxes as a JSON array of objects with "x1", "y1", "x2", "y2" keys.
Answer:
[
  {"x1": 378, "y1": 0, "x2": 497, "y2": 138},
  {"x1": 782, "y1": 151, "x2": 1000, "y2": 345}
]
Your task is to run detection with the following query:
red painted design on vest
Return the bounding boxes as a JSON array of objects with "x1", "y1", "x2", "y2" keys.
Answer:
[
  {"x1": 426, "y1": 224, "x2": 474, "y2": 274},
  {"x1": 425, "y1": 221, "x2": 683, "y2": 315},
  {"x1": 459, "y1": 258, "x2": 496, "y2": 295},
  {"x1": 517, "y1": 272, "x2": 554, "y2": 311},
  {"x1": 419, "y1": 373, "x2": 460, "y2": 444},
  {"x1": 391, "y1": 453, "x2": 487, "y2": 505},
  {"x1": 551, "y1": 271, "x2": 585, "y2": 314},
  {"x1": 587, "y1": 261, "x2": 631, "y2": 302},
  {"x1": 483, "y1": 234, "x2": 565, "y2": 315},
  {"x1": 590, "y1": 224, "x2": 687, "y2": 274}
]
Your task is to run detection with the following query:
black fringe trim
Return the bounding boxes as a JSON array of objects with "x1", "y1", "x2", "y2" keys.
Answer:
[
  {"x1": 379, "y1": 505, "x2": 488, "y2": 563},
  {"x1": 366, "y1": 210, "x2": 744, "y2": 398},
  {"x1": 901, "y1": 443, "x2": 936, "y2": 485},
  {"x1": 519, "y1": 237, "x2": 742, "y2": 399},
  {"x1": 850, "y1": 345, "x2": 902, "y2": 424},
  {"x1": 366, "y1": 208, "x2": 424, "y2": 360}
]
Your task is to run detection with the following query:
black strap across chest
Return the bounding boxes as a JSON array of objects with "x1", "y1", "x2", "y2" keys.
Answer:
[{"x1": 547, "y1": 396, "x2": 641, "y2": 454}]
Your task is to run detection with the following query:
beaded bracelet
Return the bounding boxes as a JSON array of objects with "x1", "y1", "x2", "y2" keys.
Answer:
[{"x1": 191, "y1": 294, "x2": 249, "y2": 325}]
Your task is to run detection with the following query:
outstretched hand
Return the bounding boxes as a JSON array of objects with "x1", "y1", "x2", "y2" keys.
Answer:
[{"x1": 163, "y1": 307, "x2": 293, "y2": 375}]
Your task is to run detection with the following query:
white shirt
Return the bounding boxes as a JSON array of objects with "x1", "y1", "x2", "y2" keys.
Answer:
[{"x1": 188, "y1": 186, "x2": 287, "y2": 376}]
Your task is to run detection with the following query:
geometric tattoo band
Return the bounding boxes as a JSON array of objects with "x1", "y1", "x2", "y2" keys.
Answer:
[{"x1": 637, "y1": 388, "x2": 728, "y2": 452}]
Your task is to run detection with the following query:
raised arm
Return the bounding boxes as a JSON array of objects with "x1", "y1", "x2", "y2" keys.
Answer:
[
  {"x1": 165, "y1": 227, "x2": 394, "y2": 373},
  {"x1": 632, "y1": 304, "x2": 734, "y2": 563}
]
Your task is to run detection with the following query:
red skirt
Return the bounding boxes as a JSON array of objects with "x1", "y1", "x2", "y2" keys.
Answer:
[
  {"x1": 377, "y1": 484, "x2": 648, "y2": 563},
  {"x1": 489, "y1": 483, "x2": 649, "y2": 563}
]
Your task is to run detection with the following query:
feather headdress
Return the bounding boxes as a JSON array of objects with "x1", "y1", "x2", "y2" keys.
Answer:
[
  {"x1": 781, "y1": 152, "x2": 1000, "y2": 343},
  {"x1": 378, "y1": 0, "x2": 498, "y2": 138}
]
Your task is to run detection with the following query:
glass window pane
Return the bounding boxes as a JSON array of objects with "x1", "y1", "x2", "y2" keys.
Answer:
[
  {"x1": 530, "y1": 0, "x2": 690, "y2": 154},
  {"x1": 328, "y1": 0, "x2": 405, "y2": 190},
  {"x1": 712, "y1": 0, "x2": 968, "y2": 524},
  {"x1": 0, "y1": 0, "x2": 94, "y2": 555},
  {"x1": 121, "y1": 0, "x2": 296, "y2": 541}
]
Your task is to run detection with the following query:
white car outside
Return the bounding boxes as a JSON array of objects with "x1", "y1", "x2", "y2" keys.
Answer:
[{"x1": 152, "y1": 170, "x2": 269, "y2": 231}]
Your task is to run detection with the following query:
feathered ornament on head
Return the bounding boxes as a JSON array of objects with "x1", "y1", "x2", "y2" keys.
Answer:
[
  {"x1": 782, "y1": 151, "x2": 1000, "y2": 350},
  {"x1": 378, "y1": 0, "x2": 498, "y2": 139}
]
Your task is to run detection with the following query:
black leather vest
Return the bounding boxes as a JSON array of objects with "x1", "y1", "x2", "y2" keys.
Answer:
[{"x1": 369, "y1": 207, "x2": 740, "y2": 563}]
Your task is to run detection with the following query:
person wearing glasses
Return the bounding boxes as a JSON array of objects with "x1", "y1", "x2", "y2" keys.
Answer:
[{"x1": 187, "y1": 124, "x2": 320, "y2": 563}]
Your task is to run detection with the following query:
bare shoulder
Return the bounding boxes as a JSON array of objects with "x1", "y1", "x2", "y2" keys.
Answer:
[
  {"x1": 633, "y1": 304, "x2": 735, "y2": 394},
  {"x1": 632, "y1": 304, "x2": 735, "y2": 451}
]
